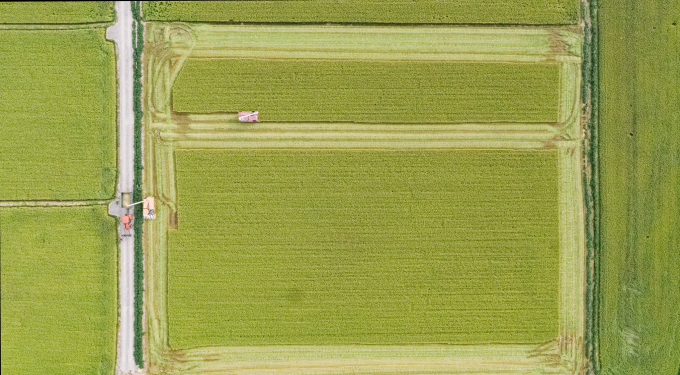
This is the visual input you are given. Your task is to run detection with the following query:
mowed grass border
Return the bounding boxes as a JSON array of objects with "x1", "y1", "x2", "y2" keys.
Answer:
[{"x1": 142, "y1": 22, "x2": 586, "y2": 374}]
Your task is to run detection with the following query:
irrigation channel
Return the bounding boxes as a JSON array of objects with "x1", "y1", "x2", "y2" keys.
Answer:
[{"x1": 106, "y1": 2, "x2": 140, "y2": 374}]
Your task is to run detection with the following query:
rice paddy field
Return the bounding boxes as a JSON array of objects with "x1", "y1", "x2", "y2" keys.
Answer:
[
  {"x1": 169, "y1": 149, "x2": 560, "y2": 348},
  {"x1": 0, "y1": 2, "x2": 114, "y2": 24},
  {"x1": 172, "y1": 59, "x2": 561, "y2": 123},
  {"x1": 142, "y1": 0, "x2": 580, "y2": 25},
  {"x1": 0, "y1": 205, "x2": 118, "y2": 375},
  {"x1": 0, "y1": 29, "x2": 117, "y2": 201},
  {"x1": 143, "y1": 17, "x2": 585, "y2": 374},
  {"x1": 598, "y1": 1, "x2": 680, "y2": 374}
]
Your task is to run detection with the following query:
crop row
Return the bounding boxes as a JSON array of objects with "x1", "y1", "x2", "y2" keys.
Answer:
[
  {"x1": 142, "y1": 0, "x2": 580, "y2": 25},
  {"x1": 172, "y1": 59, "x2": 561, "y2": 124}
]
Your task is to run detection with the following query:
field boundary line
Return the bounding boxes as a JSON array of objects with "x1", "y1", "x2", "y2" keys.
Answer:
[
  {"x1": 0, "y1": 22, "x2": 114, "y2": 30},
  {"x1": 0, "y1": 200, "x2": 109, "y2": 206}
]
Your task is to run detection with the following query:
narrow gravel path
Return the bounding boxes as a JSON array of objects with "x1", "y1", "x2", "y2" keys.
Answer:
[{"x1": 106, "y1": 2, "x2": 138, "y2": 374}]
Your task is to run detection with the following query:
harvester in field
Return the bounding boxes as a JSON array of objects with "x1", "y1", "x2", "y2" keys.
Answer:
[
  {"x1": 143, "y1": 197, "x2": 155, "y2": 219},
  {"x1": 238, "y1": 111, "x2": 258, "y2": 122},
  {"x1": 126, "y1": 196, "x2": 156, "y2": 220}
]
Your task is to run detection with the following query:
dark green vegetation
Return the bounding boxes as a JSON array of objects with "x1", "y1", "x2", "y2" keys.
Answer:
[
  {"x1": 581, "y1": 0, "x2": 599, "y2": 372},
  {"x1": 0, "y1": 2, "x2": 114, "y2": 24},
  {"x1": 0, "y1": 29, "x2": 116, "y2": 201},
  {"x1": 168, "y1": 150, "x2": 560, "y2": 349},
  {"x1": 598, "y1": 0, "x2": 680, "y2": 374},
  {"x1": 173, "y1": 59, "x2": 561, "y2": 123},
  {"x1": 132, "y1": 1, "x2": 145, "y2": 367},
  {"x1": 0, "y1": 206, "x2": 118, "y2": 375},
  {"x1": 142, "y1": 0, "x2": 579, "y2": 25}
]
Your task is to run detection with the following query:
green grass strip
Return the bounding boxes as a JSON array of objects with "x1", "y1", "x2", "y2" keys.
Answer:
[
  {"x1": 172, "y1": 59, "x2": 561, "y2": 124},
  {"x1": 168, "y1": 149, "x2": 560, "y2": 349},
  {"x1": 0, "y1": 206, "x2": 117, "y2": 375},
  {"x1": 142, "y1": 0, "x2": 580, "y2": 25},
  {"x1": 132, "y1": 0, "x2": 145, "y2": 368},
  {"x1": 0, "y1": 2, "x2": 114, "y2": 24},
  {"x1": 581, "y1": 0, "x2": 599, "y2": 373}
]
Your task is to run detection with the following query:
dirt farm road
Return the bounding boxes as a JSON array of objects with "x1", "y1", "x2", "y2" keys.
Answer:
[{"x1": 106, "y1": 2, "x2": 139, "y2": 374}]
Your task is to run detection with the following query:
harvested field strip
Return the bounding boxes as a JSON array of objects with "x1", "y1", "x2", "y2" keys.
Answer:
[
  {"x1": 168, "y1": 150, "x2": 560, "y2": 349},
  {"x1": 0, "y1": 1, "x2": 114, "y2": 24},
  {"x1": 185, "y1": 25, "x2": 582, "y2": 63},
  {"x1": 172, "y1": 59, "x2": 561, "y2": 123},
  {"x1": 169, "y1": 344, "x2": 563, "y2": 375},
  {"x1": 599, "y1": 0, "x2": 680, "y2": 373},
  {"x1": 142, "y1": 0, "x2": 580, "y2": 25},
  {"x1": 0, "y1": 205, "x2": 117, "y2": 375},
  {"x1": 152, "y1": 122, "x2": 567, "y2": 150},
  {"x1": 0, "y1": 29, "x2": 116, "y2": 201}
]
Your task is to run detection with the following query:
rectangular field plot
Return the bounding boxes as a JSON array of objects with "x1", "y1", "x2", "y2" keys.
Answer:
[
  {"x1": 0, "y1": 206, "x2": 117, "y2": 375},
  {"x1": 0, "y1": 1, "x2": 114, "y2": 24},
  {"x1": 172, "y1": 59, "x2": 561, "y2": 123},
  {"x1": 168, "y1": 149, "x2": 560, "y2": 349},
  {"x1": 0, "y1": 29, "x2": 116, "y2": 200},
  {"x1": 142, "y1": 0, "x2": 580, "y2": 25}
]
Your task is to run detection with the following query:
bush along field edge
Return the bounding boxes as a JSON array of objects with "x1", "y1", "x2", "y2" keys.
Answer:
[
  {"x1": 581, "y1": 0, "x2": 599, "y2": 374},
  {"x1": 132, "y1": 0, "x2": 145, "y2": 368}
]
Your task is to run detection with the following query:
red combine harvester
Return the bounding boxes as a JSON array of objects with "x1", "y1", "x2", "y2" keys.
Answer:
[
  {"x1": 238, "y1": 111, "x2": 258, "y2": 122},
  {"x1": 121, "y1": 213, "x2": 133, "y2": 237}
]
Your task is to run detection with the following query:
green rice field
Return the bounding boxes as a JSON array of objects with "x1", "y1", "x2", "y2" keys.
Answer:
[
  {"x1": 142, "y1": 0, "x2": 580, "y2": 25},
  {"x1": 172, "y1": 59, "x2": 561, "y2": 123},
  {"x1": 598, "y1": 0, "x2": 680, "y2": 374},
  {"x1": 168, "y1": 149, "x2": 560, "y2": 349},
  {"x1": 0, "y1": 29, "x2": 116, "y2": 201},
  {"x1": 0, "y1": 205, "x2": 118, "y2": 375},
  {"x1": 0, "y1": 2, "x2": 114, "y2": 24}
]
